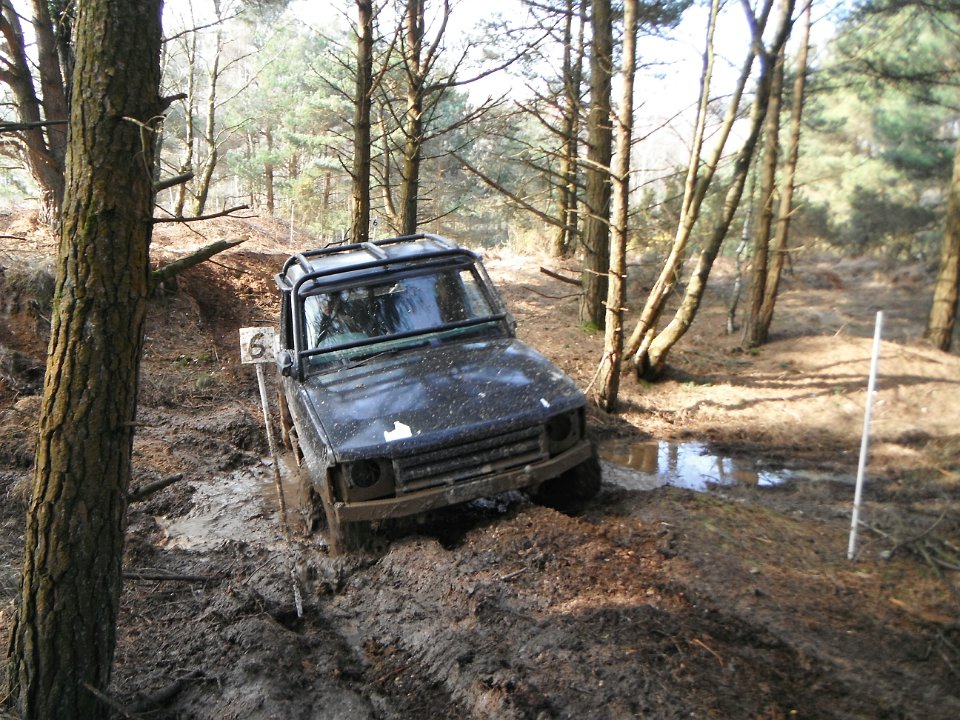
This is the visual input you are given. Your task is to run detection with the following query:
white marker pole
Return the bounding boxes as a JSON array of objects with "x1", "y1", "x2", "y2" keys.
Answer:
[
  {"x1": 848, "y1": 311, "x2": 883, "y2": 561},
  {"x1": 240, "y1": 327, "x2": 302, "y2": 617},
  {"x1": 239, "y1": 327, "x2": 289, "y2": 537}
]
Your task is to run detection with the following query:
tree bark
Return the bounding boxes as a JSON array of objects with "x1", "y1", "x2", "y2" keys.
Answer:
[
  {"x1": 264, "y1": 126, "x2": 275, "y2": 215},
  {"x1": 174, "y1": 29, "x2": 197, "y2": 218},
  {"x1": 553, "y1": 0, "x2": 585, "y2": 258},
  {"x1": 741, "y1": 48, "x2": 784, "y2": 348},
  {"x1": 596, "y1": 0, "x2": 638, "y2": 412},
  {"x1": 29, "y1": 0, "x2": 68, "y2": 171},
  {"x1": 578, "y1": 0, "x2": 613, "y2": 329},
  {"x1": 640, "y1": 0, "x2": 797, "y2": 378},
  {"x1": 0, "y1": 1, "x2": 67, "y2": 219},
  {"x1": 927, "y1": 136, "x2": 960, "y2": 351},
  {"x1": 758, "y1": 0, "x2": 812, "y2": 339},
  {"x1": 4, "y1": 1, "x2": 163, "y2": 718},
  {"x1": 399, "y1": 0, "x2": 427, "y2": 235},
  {"x1": 352, "y1": 0, "x2": 374, "y2": 244},
  {"x1": 623, "y1": 0, "x2": 724, "y2": 361},
  {"x1": 193, "y1": 15, "x2": 223, "y2": 217}
]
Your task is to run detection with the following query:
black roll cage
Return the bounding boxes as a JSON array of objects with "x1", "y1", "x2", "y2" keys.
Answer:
[{"x1": 276, "y1": 234, "x2": 510, "y2": 379}]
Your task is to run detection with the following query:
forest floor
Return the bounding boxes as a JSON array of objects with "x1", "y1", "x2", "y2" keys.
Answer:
[{"x1": 1, "y1": 212, "x2": 959, "y2": 719}]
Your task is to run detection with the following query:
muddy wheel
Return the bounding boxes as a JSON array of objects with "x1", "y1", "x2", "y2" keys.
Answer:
[
  {"x1": 530, "y1": 451, "x2": 602, "y2": 513},
  {"x1": 322, "y1": 504, "x2": 375, "y2": 555},
  {"x1": 308, "y1": 472, "x2": 376, "y2": 554},
  {"x1": 288, "y1": 464, "x2": 323, "y2": 537},
  {"x1": 276, "y1": 387, "x2": 302, "y2": 464}
]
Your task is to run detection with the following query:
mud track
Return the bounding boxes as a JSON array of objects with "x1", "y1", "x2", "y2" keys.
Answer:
[{"x1": 99, "y1": 453, "x2": 959, "y2": 720}]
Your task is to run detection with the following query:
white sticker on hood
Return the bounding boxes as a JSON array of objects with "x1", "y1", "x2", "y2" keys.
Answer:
[
  {"x1": 384, "y1": 421, "x2": 412, "y2": 442},
  {"x1": 540, "y1": 398, "x2": 551, "y2": 408}
]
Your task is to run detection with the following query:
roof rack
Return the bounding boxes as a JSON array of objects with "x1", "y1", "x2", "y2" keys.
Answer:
[
  {"x1": 279, "y1": 233, "x2": 458, "y2": 274},
  {"x1": 275, "y1": 234, "x2": 477, "y2": 295}
]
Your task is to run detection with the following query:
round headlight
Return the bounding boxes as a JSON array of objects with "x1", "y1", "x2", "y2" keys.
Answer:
[
  {"x1": 348, "y1": 459, "x2": 381, "y2": 488},
  {"x1": 547, "y1": 413, "x2": 573, "y2": 443}
]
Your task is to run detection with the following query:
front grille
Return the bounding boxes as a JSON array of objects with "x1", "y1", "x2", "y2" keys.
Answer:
[{"x1": 393, "y1": 425, "x2": 546, "y2": 493}]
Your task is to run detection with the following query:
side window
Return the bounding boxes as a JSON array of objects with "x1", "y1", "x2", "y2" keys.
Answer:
[
  {"x1": 435, "y1": 270, "x2": 468, "y2": 322},
  {"x1": 461, "y1": 269, "x2": 494, "y2": 316}
]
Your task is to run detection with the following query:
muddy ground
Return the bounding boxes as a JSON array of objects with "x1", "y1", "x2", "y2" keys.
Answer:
[{"x1": 1, "y1": 213, "x2": 959, "y2": 719}]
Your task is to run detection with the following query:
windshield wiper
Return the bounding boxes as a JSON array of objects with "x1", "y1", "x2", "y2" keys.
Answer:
[{"x1": 339, "y1": 338, "x2": 435, "y2": 369}]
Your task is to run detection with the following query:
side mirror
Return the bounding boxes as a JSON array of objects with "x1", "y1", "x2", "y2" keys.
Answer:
[{"x1": 277, "y1": 350, "x2": 295, "y2": 377}]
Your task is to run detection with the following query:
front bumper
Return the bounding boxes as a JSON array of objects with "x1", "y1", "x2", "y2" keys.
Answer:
[{"x1": 331, "y1": 439, "x2": 595, "y2": 523}]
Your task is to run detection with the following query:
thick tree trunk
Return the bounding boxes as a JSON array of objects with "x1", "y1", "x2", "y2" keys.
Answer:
[
  {"x1": 927, "y1": 136, "x2": 960, "y2": 351},
  {"x1": 579, "y1": 0, "x2": 613, "y2": 329},
  {"x1": 596, "y1": 0, "x2": 638, "y2": 412},
  {"x1": 352, "y1": 0, "x2": 374, "y2": 244},
  {"x1": 4, "y1": 1, "x2": 163, "y2": 718},
  {"x1": 30, "y1": 0, "x2": 68, "y2": 170},
  {"x1": 399, "y1": 122, "x2": 422, "y2": 235},
  {"x1": 758, "y1": 0, "x2": 812, "y2": 339},
  {"x1": 741, "y1": 49, "x2": 784, "y2": 348}
]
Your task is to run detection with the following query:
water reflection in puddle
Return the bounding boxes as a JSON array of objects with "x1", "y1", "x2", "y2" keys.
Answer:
[{"x1": 599, "y1": 440, "x2": 794, "y2": 492}]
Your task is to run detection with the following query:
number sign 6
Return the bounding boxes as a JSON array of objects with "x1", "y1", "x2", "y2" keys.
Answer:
[{"x1": 239, "y1": 326, "x2": 276, "y2": 364}]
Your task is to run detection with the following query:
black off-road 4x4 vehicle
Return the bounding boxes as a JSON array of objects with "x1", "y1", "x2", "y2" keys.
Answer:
[{"x1": 275, "y1": 233, "x2": 600, "y2": 551}]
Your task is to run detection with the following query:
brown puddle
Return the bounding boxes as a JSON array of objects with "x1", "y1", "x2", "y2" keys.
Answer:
[
  {"x1": 156, "y1": 460, "x2": 287, "y2": 551},
  {"x1": 599, "y1": 440, "x2": 799, "y2": 492}
]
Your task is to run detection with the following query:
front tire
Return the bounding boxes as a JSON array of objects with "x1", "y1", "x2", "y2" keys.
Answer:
[
  {"x1": 530, "y1": 451, "x2": 601, "y2": 513},
  {"x1": 321, "y1": 500, "x2": 376, "y2": 555}
]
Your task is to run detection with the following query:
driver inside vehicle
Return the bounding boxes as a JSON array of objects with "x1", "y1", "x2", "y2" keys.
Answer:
[{"x1": 307, "y1": 290, "x2": 372, "y2": 348}]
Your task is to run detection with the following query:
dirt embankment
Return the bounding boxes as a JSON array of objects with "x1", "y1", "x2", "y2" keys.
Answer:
[{"x1": 1, "y1": 215, "x2": 958, "y2": 719}]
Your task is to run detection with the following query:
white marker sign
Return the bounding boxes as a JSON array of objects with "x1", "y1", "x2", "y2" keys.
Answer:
[{"x1": 239, "y1": 326, "x2": 276, "y2": 364}]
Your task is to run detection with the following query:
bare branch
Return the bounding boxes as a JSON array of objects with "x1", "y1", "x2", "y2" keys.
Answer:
[
  {"x1": 152, "y1": 204, "x2": 251, "y2": 224},
  {"x1": 153, "y1": 171, "x2": 194, "y2": 193},
  {"x1": 453, "y1": 151, "x2": 560, "y2": 228},
  {"x1": 0, "y1": 119, "x2": 66, "y2": 133}
]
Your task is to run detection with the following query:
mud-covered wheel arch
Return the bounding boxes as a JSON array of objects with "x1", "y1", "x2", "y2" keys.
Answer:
[
  {"x1": 529, "y1": 449, "x2": 602, "y2": 513},
  {"x1": 291, "y1": 460, "x2": 379, "y2": 555}
]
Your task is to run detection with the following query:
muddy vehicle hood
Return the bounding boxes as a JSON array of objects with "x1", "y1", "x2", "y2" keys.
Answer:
[{"x1": 299, "y1": 338, "x2": 583, "y2": 461}]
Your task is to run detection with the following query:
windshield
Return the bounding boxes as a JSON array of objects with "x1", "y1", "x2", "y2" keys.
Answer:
[{"x1": 302, "y1": 266, "x2": 503, "y2": 366}]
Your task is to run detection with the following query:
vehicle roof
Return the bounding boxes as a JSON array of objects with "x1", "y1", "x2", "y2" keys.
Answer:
[{"x1": 276, "y1": 233, "x2": 479, "y2": 295}]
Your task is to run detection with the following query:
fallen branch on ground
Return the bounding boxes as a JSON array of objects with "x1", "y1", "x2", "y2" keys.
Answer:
[
  {"x1": 128, "y1": 473, "x2": 183, "y2": 503},
  {"x1": 520, "y1": 284, "x2": 580, "y2": 300},
  {"x1": 540, "y1": 266, "x2": 581, "y2": 286},
  {"x1": 151, "y1": 238, "x2": 245, "y2": 285},
  {"x1": 81, "y1": 682, "x2": 138, "y2": 720}
]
